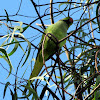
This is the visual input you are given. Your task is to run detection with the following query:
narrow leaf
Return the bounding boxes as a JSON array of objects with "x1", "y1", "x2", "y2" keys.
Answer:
[
  {"x1": 0, "y1": 47, "x2": 13, "y2": 78},
  {"x1": 3, "y1": 82, "x2": 10, "y2": 98}
]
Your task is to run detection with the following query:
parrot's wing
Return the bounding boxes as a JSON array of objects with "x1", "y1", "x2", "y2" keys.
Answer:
[{"x1": 36, "y1": 24, "x2": 54, "y2": 60}]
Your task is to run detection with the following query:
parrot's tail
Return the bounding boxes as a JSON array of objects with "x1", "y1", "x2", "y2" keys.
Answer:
[
  {"x1": 23, "y1": 54, "x2": 43, "y2": 94},
  {"x1": 30, "y1": 55, "x2": 43, "y2": 79}
]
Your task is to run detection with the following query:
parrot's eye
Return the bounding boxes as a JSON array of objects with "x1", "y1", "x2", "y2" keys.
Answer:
[
  {"x1": 69, "y1": 18, "x2": 73, "y2": 23},
  {"x1": 63, "y1": 18, "x2": 73, "y2": 26}
]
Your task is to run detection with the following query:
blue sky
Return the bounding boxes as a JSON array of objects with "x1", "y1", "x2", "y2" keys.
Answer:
[{"x1": 0, "y1": 0, "x2": 99, "y2": 100}]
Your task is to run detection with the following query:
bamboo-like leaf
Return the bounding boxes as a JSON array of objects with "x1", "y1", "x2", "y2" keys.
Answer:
[
  {"x1": 2, "y1": 38, "x2": 19, "y2": 57},
  {"x1": 11, "y1": 24, "x2": 31, "y2": 67},
  {"x1": 30, "y1": 76, "x2": 50, "y2": 86},
  {"x1": 96, "y1": 1, "x2": 100, "y2": 32},
  {"x1": 23, "y1": 25, "x2": 30, "y2": 32},
  {"x1": 59, "y1": 2, "x2": 68, "y2": 9},
  {"x1": 21, "y1": 38, "x2": 31, "y2": 67},
  {"x1": 87, "y1": 39, "x2": 95, "y2": 44},
  {"x1": 65, "y1": 79, "x2": 73, "y2": 89},
  {"x1": 13, "y1": 22, "x2": 23, "y2": 33},
  {"x1": 14, "y1": 26, "x2": 23, "y2": 33},
  {"x1": 3, "y1": 82, "x2": 10, "y2": 98},
  {"x1": 0, "y1": 47, "x2": 13, "y2": 78},
  {"x1": 22, "y1": 85, "x2": 39, "y2": 100},
  {"x1": 14, "y1": 32, "x2": 31, "y2": 67},
  {"x1": 94, "y1": 75, "x2": 100, "y2": 100},
  {"x1": 8, "y1": 38, "x2": 19, "y2": 56},
  {"x1": 64, "y1": 75, "x2": 71, "y2": 83}
]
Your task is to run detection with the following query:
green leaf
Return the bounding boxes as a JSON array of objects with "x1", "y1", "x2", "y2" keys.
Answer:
[
  {"x1": 8, "y1": 38, "x2": 19, "y2": 56},
  {"x1": 14, "y1": 26, "x2": 23, "y2": 33},
  {"x1": 59, "y1": 2, "x2": 68, "y2": 9},
  {"x1": 87, "y1": 39, "x2": 95, "y2": 44},
  {"x1": 96, "y1": 1, "x2": 100, "y2": 32},
  {"x1": 23, "y1": 25, "x2": 30, "y2": 32},
  {"x1": 2, "y1": 38, "x2": 19, "y2": 57},
  {"x1": 94, "y1": 75, "x2": 100, "y2": 100},
  {"x1": 70, "y1": 44, "x2": 81, "y2": 51},
  {"x1": 0, "y1": 47, "x2": 13, "y2": 78},
  {"x1": 20, "y1": 38, "x2": 31, "y2": 67},
  {"x1": 3, "y1": 82, "x2": 10, "y2": 98},
  {"x1": 30, "y1": 76, "x2": 50, "y2": 86},
  {"x1": 64, "y1": 74, "x2": 71, "y2": 83},
  {"x1": 22, "y1": 85, "x2": 39, "y2": 100},
  {"x1": 65, "y1": 79, "x2": 73, "y2": 89},
  {"x1": 10, "y1": 32, "x2": 31, "y2": 67},
  {"x1": 13, "y1": 22, "x2": 23, "y2": 33},
  {"x1": 79, "y1": 65, "x2": 89, "y2": 75}
]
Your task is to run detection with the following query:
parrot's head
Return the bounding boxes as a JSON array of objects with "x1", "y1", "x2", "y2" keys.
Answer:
[{"x1": 61, "y1": 17, "x2": 73, "y2": 27}]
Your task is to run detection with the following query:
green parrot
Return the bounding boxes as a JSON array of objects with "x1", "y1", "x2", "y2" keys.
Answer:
[
  {"x1": 30, "y1": 17, "x2": 73, "y2": 79},
  {"x1": 24, "y1": 17, "x2": 73, "y2": 93}
]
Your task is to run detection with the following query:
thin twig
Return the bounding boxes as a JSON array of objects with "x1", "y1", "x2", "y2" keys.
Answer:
[
  {"x1": 84, "y1": 83, "x2": 100, "y2": 100},
  {"x1": 30, "y1": 0, "x2": 46, "y2": 29},
  {"x1": 16, "y1": 0, "x2": 22, "y2": 15},
  {"x1": 95, "y1": 49, "x2": 100, "y2": 74},
  {"x1": 87, "y1": 5, "x2": 96, "y2": 45},
  {"x1": 50, "y1": 0, "x2": 54, "y2": 24},
  {"x1": 63, "y1": 44, "x2": 72, "y2": 65}
]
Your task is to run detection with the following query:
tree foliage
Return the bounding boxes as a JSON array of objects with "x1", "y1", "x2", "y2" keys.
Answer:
[{"x1": 0, "y1": 0, "x2": 100, "y2": 100}]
